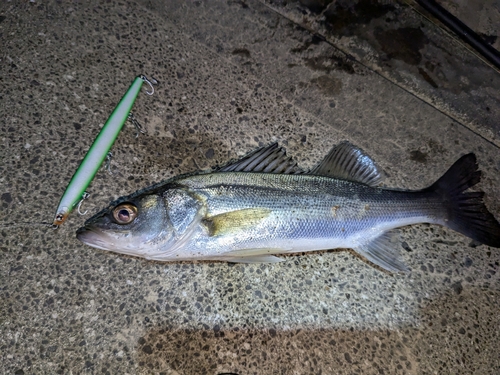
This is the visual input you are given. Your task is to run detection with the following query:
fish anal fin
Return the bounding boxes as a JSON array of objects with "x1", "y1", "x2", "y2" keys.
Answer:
[
  {"x1": 203, "y1": 208, "x2": 271, "y2": 237},
  {"x1": 354, "y1": 231, "x2": 409, "y2": 273},
  {"x1": 310, "y1": 141, "x2": 383, "y2": 186}
]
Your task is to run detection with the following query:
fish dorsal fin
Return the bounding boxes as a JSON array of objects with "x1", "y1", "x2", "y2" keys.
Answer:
[
  {"x1": 217, "y1": 143, "x2": 304, "y2": 174},
  {"x1": 309, "y1": 141, "x2": 383, "y2": 186}
]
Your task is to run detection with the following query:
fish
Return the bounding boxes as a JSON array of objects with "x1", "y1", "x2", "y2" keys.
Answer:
[{"x1": 76, "y1": 141, "x2": 500, "y2": 272}]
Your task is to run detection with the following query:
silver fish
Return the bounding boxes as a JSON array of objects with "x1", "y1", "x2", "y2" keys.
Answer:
[{"x1": 76, "y1": 142, "x2": 500, "y2": 272}]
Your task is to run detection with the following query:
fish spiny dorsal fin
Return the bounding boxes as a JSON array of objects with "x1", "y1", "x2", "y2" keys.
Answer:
[
  {"x1": 217, "y1": 143, "x2": 304, "y2": 174},
  {"x1": 309, "y1": 141, "x2": 383, "y2": 186}
]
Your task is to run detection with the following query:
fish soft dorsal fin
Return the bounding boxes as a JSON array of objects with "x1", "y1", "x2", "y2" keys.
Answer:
[
  {"x1": 217, "y1": 143, "x2": 304, "y2": 174},
  {"x1": 309, "y1": 141, "x2": 383, "y2": 186}
]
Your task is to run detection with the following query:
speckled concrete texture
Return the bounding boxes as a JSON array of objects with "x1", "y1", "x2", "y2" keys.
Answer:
[{"x1": 1, "y1": 1, "x2": 499, "y2": 374}]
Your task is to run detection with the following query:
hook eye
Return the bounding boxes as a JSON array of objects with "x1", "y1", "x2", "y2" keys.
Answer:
[{"x1": 112, "y1": 203, "x2": 138, "y2": 224}]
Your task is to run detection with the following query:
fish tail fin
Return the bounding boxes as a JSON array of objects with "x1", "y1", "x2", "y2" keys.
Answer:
[{"x1": 429, "y1": 153, "x2": 500, "y2": 247}]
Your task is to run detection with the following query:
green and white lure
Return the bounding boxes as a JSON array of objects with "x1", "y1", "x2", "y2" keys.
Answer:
[{"x1": 53, "y1": 75, "x2": 156, "y2": 227}]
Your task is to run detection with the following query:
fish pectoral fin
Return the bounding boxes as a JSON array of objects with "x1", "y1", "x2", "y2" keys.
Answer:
[
  {"x1": 309, "y1": 141, "x2": 383, "y2": 186},
  {"x1": 222, "y1": 247, "x2": 291, "y2": 263},
  {"x1": 203, "y1": 208, "x2": 271, "y2": 237},
  {"x1": 354, "y1": 231, "x2": 409, "y2": 273}
]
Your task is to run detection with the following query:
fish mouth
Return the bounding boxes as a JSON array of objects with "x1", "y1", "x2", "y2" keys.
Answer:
[{"x1": 76, "y1": 226, "x2": 114, "y2": 251}]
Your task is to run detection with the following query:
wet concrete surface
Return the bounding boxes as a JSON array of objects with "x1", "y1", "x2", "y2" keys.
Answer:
[
  {"x1": 1, "y1": 0, "x2": 499, "y2": 374},
  {"x1": 265, "y1": 0, "x2": 500, "y2": 145}
]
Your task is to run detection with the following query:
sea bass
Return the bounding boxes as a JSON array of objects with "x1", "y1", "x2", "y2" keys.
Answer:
[{"x1": 76, "y1": 142, "x2": 500, "y2": 272}]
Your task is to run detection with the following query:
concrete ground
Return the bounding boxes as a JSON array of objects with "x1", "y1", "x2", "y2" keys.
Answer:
[{"x1": 1, "y1": 0, "x2": 499, "y2": 374}]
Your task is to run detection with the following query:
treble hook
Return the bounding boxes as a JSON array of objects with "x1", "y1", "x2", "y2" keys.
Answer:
[
  {"x1": 77, "y1": 192, "x2": 90, "y2": 215},
  {"x1": 140, "y1": 75, "x2": 158, "y2": 96},
  {"x1": 128, "y1": 112, "x2": 147, "y2": 137},
  {"x1": 105, "y1": 152, "x2": 114, "y2": 175}
]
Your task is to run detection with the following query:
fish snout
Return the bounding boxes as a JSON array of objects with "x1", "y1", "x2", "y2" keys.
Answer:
[{"x1": 76, "y1": 226, "x2": 113, "y2": 250}]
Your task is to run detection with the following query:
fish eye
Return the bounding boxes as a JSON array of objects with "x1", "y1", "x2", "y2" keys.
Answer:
[{"x1": 112, "y1": 203, "x2": 138, "y2": 225}]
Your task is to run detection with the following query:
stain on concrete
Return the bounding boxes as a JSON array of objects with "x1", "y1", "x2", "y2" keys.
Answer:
[
  {"x1": 409, "y1": 150, "x2": 428, "y2": 163},
  {"x1": 374, "y1": 27, "x2": 429, "y2": 65},
  {"x1": 311, "y1": 74, "x2": 342, "y2": 96},
  {"x1": 418, "y1": 67, "x2": 438, "y2": 88},
  {"x1": 323, "y1": 0, "x2": 395, "y2": 36}
]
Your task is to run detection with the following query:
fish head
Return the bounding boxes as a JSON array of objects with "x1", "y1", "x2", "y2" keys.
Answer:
[{"x1": 76, "y1": 194, "x2": 175, "y2": 258}]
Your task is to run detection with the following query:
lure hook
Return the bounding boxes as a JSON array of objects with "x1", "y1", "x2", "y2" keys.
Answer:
[
  {"x1": 77, "y1": 192, "x2": 90, "y2": 215},
  {"x1": 128, "y1": 112, "x2": 147, "y2": 137},
  {"x1": 140, "y1": 75, "x2": 158, "y2": 96},
  {"x1": 105, "y1": 152, "x2": 114, "y2": 175}
]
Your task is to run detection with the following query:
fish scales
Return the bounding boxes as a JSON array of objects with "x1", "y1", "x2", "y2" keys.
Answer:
[{"x1": 181, "y1": 172, "x2": 438, "y2": 243}]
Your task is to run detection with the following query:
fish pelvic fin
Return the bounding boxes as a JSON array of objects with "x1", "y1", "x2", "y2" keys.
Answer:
[
  {"x1": 428, "y1": 153, "x2": 500, "y2": 248},
  {"x1": 355, "y1": 231, "x2": 409, "y2": 273}
]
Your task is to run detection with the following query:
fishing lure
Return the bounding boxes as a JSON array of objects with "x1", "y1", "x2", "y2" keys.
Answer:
[{"x1": 52, "y1": 75, "x2": 156, "y2": 227}]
